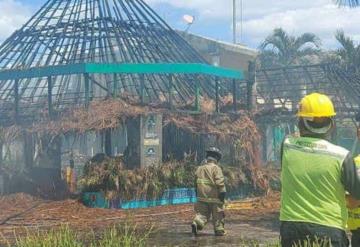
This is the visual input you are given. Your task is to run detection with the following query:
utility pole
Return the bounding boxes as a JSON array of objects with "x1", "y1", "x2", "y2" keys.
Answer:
[
  {"x1": 233, "y1": 0, "x2": 236, "y2": 44},
  {"x1": 240, "y1": 0, "x2": 243, "y2": 43}
]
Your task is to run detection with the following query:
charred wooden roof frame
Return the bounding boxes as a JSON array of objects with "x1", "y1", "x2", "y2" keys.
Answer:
[
  {"x1": 0, "y1": 62, "x2": 244, "y2": 126},
  {"x1": 254, "y1": 63, "x2": 360, "y2": 122},
  {"x1": 0, "y1": 0, "x2": 245, "y2": 126}
]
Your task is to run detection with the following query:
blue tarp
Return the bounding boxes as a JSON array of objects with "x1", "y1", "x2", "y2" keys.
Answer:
[
  {"x1": 82, "y1": 188, "x2": 197, "y2": 209},
  {"x1": 82, "y1": 186, "x2": 252, "y2": 209}
]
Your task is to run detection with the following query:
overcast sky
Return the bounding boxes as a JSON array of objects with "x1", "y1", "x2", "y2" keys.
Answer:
[{"x1": 0, "y1": 0, "x2": 359, "y2": 49}]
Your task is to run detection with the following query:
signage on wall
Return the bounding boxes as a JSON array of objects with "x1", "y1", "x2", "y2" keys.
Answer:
[
  {"x1": 145, "y1": 115, "x2": 158, "y2": 139},
  {"x1": 146, "y1": 148, "x2": 156, "y2": 157},
  {"x1": 144, "y1": 139, "x2": 160, "y2": 146}
]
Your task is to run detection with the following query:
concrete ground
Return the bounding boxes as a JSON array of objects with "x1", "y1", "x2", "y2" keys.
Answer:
[
  {"x1": 148, "y1": 212, "x2": 279, "y2": 246},
  {"x1": 0, "y1": 193, "x2": 281, "y2": 246}
]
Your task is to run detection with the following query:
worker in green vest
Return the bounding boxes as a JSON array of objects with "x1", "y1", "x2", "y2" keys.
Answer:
[
  {"x1": 347, "y1": 157, "x2": 360, "y2": 245},
  {"x1": 280, "y1": 93, "x2": 360, "y2": 247},
  {"x1": 191, "y1": 147, "x2": 226, "y2": 236}
]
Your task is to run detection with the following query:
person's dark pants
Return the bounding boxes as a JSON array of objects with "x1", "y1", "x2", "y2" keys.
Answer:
[
  {"x1": 351, "y1": 229, "x2": 360, "y2": 247},
  {"x1": 280, "y1": 221, "x2": 349, "y2": 247}
]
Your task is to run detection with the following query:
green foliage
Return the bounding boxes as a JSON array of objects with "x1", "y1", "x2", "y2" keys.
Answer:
[
  {"x1": 335, "y1": 0, "x2": 360, "y2": 7},
  {"x1": 91, "y1": 223, "x2": 152, "y2": 247},
  {"x1": 12, "y1": 226, "x2": 83, "y2": 247},
  {"x1": 292, "y1": 237, "x2": 331, "y2": 247},
  {"x1": 7, "y1": 223, "x2": 152, "y2": 247},
  {"x1": 259, "y1": 28, "x2": 321, "y2": 68},
  {"x1": 335, "y1": 29, "x2": 360, "y2": 73}
]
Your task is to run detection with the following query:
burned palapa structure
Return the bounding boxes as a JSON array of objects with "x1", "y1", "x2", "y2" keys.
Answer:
[{"x1": 0, "y1": 0, "x2": 259, "y2": 196}]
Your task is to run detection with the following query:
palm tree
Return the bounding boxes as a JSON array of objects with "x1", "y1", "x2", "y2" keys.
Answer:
[
  {"x1": 335, "y1": 0, "x2": 360, "y2": 7},
  {"x1": 259, "y1": 28, "x2": 321, "y2": 68},
  {"x1": 335, "y1": 30, "x2": 360, "y2": 72}
]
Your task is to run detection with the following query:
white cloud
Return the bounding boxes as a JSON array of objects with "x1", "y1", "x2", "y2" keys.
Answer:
[
  {"x1": 241, "y1": 4, "x2": 360, "y2": 48},
  {"x1": 147, "y1": 0, "x2": 232, "y2": 20},
  {"x1": 0, "y1": 0, "x2": 359, "y2": 49},
  {"x1": 147, "y1": 0, "x2": 331, "y2": 20},
  {"x1": 0, "y1": 0, "x2": 31, "y2": 41},
  {"x1": 147, "y1": 0, "x2": 360, "y2": 48}
]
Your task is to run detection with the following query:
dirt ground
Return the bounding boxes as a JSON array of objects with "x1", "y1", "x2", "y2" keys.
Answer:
[{"x1": 0, "y1": 193, "x2": 280, "y2": 246}]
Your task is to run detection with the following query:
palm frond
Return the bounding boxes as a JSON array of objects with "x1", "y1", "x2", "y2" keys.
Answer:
[
  {"x1": 294, "y1": 33, "x2": 321, "y2": 50},
  {"x1": 335, "y1": 29, "x2": 356, "y2": 61},
  {"x1": 335, "y1": 0, "x2": 360, "y2": 7},
  {"x1": 297, "y1": 47, "x2": 321, "y2": 57},
  {"x1": 259, "y1": 28, "x2": 290, "y2": 56},
  {"x1": 259, "y1": 28, "x2": 321, "y2": 67}
]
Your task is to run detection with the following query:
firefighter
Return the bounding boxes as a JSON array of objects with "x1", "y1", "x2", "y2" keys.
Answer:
[
  {"x1": 66, "y1": 159, "x2": 77, "y2": 193},
  {"x1": 191, "y1": 147, "x2": 226, "y2": 236},
  {"x1": 280, "y1": 93, "x2": 360, "y2": 247}
]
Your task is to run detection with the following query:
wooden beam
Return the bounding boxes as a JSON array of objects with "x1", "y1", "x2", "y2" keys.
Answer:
[{"x1": 47, "y1": 76, "x2": 53, "y2": 119}]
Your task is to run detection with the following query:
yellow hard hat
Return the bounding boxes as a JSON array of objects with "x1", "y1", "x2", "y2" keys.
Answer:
[{"x1": 297, "y1": 93, "x2": 336, "y2": 118}]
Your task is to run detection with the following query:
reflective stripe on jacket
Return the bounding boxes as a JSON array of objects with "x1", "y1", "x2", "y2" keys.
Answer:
[{"x1": 195, "y1": 160, "x2": 226, "y2": 204}]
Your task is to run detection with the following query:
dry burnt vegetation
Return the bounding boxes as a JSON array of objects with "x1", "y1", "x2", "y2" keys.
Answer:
[
  {"x1": 0, "y1": 98, "x2": 279, "y2": 200},
  {"x1": 79, "y1": 155, "x2": 279, "y2": 201}
]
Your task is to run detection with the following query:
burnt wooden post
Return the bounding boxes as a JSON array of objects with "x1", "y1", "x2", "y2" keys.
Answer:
[
  {"x1": 104, "y1": 129, "x2": 112, "y2": 156},
  {"x1": 215, "y1": 77, "x2": 220, "y2": 113},
  {"x1": 47, "y1": 76, "x2": 53, "y2": 119},
  {"x1": 140, "y1": 74, "x2": 145, "y2": 104},
  {"x1": 195, "y1": 76, "x2": 201, "y2": 112},
  {"x1": 84, "y1": 73, "x2": 90, "y2": 108},
  {"x1": 14, "y1": 79, "x2": 19, "y2": 123},
  {"x1": 168, "y1": 74, "x2": 173, "y2": 109},
  {"x1": 113, "y1": 74, "x2": 117, "y2": 98},
  {"x1": 232, "y1": 79, "x2": 237, "y2": 112},
  {"x1": 247, "y1": 61, "x2": 256, "y2": 111}
]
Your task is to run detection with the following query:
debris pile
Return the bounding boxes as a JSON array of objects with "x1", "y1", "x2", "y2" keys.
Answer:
[
  {"x1": 80, "y1": 157, "x2": 196, "y2": 200},
  {"x1": 0, "y1": 193, "x2": 41, "y2": 224},
  {"x1": 79, "y1": 154, "x2": 279, "y2": 201},
  {"x1": 25, "y1": 98, "x2": 258, "y2": 137}
]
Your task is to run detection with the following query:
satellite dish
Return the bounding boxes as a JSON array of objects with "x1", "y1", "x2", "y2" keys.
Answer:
[
  {"x1": 183, "y1": 15, "x2": 195, "y2": 24},
  {"x1": 183, "y1": 15, "x2": 195, "y2": 33}
]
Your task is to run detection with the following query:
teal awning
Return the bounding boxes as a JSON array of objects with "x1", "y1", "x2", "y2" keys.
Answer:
[{"x1": 0, "y1": 63, "x2": 243, "y2": 81}]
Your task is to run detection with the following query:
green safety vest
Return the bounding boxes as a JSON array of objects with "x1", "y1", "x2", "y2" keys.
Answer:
[
  {"x1": 280, "y1": 136, "x2": 349, "y2": 230},
  {"x1": 347, "y1": 155, "x2": 360, "y2": 231}
]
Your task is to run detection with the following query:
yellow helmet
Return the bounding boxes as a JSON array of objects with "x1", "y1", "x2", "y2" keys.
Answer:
[{"x1": 297, "y1": 93, "x2": 336, "y2": 118}]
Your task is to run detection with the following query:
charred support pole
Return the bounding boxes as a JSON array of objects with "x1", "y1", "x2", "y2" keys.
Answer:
[
  {"x1": 104, "y1": 129, "x2": 112, "y2": 156},
  {"x1": 84, "y1": 73, "x2": 90, "y2": 108},
  {"x1": 232, "y1": 79, "x2": 237, "y2": 112},
  {"x1": 140, "y1": 74, "x2": 145, "y2": 104},
  {"x1": 168, "y1": 74, "x2": 173, "y2": 109},
  {"x1": 215, "y1": 77, "x2": 220, "y2": 113},
  {"x1": 14, "y1": 79, "x2": 19, "y2": 123},
  {"x1": 47, "y1": 76, "x2": 53, "y2": 119},
  {"x1": 195, "y1": 75, "x2": 201, "y2": 112},
  {"x1": 247, "y1": 61, "x2": 256, "y2": 111},
  {"x1": 113, "y1": 74, "x2": 117, "y2": 98},
  {"x1": 106, "y1": 76, "x2": 112, "y2": 98}
]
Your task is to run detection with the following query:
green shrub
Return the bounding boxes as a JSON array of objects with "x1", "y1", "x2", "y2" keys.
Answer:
[
  {"x1": 6, "y1": 223, "x2": 153, "y2": 247},
  {"x1": 13, "y1": 226, "x2": 82, "y2": 247}
]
